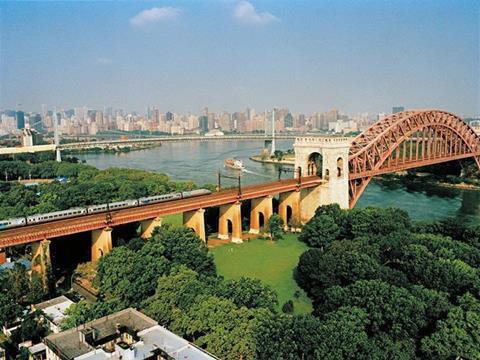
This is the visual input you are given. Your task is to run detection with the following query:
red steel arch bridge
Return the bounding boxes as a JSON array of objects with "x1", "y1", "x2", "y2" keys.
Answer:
[{"x1": 348, "y1": 109, "x2": 480, "y2": 207}]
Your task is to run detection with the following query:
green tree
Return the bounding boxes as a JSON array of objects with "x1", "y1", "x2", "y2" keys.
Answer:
[
  {"x1": 95, "y1": 246, "x2": 170, "y2": 307},
  {"x1": 0, "y1": 293, "x2": 22, "y2": 327},
  {"x1": 314, "y1": 203, "x2": 348, "y2": 228},
  {"x1": 9, "y1": 262, "x2": 30, "y2": 303},
  {"x1": 281, "y1": 300, "x2": 294, "y2": 314},
  {"x1": 299, "y1": 214, "x2": 340, "y2": 248},
  {"x1": 216, "y1": 277, "x2": 278, "y2": 311},
  {"x1": 182, "y1": 295, "x2": 266, "y2": 360},
  {"x1": 143, "y1": 266, "x2": 209, "y2": 327},
  {"x1": 322, "y1": 280, "x2": 428, "y2": 340},
  {"x1": 273, "y1": 150, "x2": 284, "y2": 161},
  {"x1": 397, "y1": 244, "x2": 480, "y2": 296},
  {"x1": 27, "y1": 271, "x2": 46, "y2": 304},
  {"x1": 421, "y1": 293, "x2": 480, "y2": 359},
  {"x1": 150, "y1": 225, "x2": 216, "y2": 276},
  {"x1": 266, "y1": 214, "x2": 284, "y2": 241},
  {"x1": 61, "y1": 299, "x2": 123, "y2": 330},
  {"x1": 314, "y1": 306, "x2": 370, "y2": 359},
  {"x1": 254, "y1": 314, "x2": 322, "y2": 360},
  {"x1": 346, "y1": 207, "x2": 411, "y2": 239},
  {"x1": 10, "y1": 310, "x2": 48, "y2": 343},
  {"x1": 295, "y1": 246, "x2": 380, "y2": 305}
]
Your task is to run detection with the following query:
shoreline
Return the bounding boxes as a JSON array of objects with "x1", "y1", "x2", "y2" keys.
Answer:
[
  {"x1": 249, "y1": 155, "x2": 295, "y2": 166},
  {"x1": 64, "y1": 143, "x2": 161, "y2": 155},
  {"x1": 375, "y1": 174, "x2": 480, "y2": 192}
]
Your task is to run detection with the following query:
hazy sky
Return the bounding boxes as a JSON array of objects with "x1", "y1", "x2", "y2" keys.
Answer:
[{"x1": 1, "y1": 0, "x2": 479, "y2": 116}]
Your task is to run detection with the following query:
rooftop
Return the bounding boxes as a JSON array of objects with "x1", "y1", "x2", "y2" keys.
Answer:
[
  {"x1": 44, "y1": 308, "x2": 217, "y2": 360},
  {"x1": 34, "y1": 295, "x2": 75, "y2": 326}
]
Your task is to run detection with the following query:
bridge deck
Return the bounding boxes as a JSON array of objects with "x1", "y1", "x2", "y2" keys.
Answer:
[{"x1": 0, "y1": 176, "x2": 324, "y2": 247}]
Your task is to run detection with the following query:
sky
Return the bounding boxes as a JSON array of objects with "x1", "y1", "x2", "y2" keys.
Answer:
[{"x1": 1, "y1": 0, "x2": 479, "y2": 116}]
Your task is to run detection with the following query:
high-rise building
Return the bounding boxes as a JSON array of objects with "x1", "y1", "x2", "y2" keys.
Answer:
[
  {"x1": 284, "y1": 113, "x2": 294, "y2": 128},
  {"x1": 15, "y1": 111, "x2": 25, "y2": 129},
  {"x1": 199, "y1": 115, "x2": 209, "y2": 132},
  {"x1": 166, "y1": 111, "x2": 174, "y2": 121},
  {"x1": 29, "y1": 113, "x2": 43, "y2": 132},
  {"x1": 392, "y1": 106, "x2": 405, "y2": 114}
]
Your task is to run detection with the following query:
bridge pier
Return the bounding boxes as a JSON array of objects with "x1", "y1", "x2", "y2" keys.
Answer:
[
  {"x1": 279, "y1": 190, "x2": 301, "y2": 231},
  {"x1": 218, "y1": 202, "x2": 243, "y2": 243},
  {"x1": 0, "y1": 248, "x2": 6, "y2": 264},
  {"x1": 249, "y1": 196, "x2": 273, "y2": 235},
  {"x1": 31, "y1": 239, "x2": 51, "y2": 286},
  {"x1": 183, "y1": 209, "x2": 206, "y2": 242},
  {"x1": 140, "y1": 216, "x2": 163, "y2": 239},
  {"x1": 91, "y1": 227, "x2": 113, "y2": 262},
  {"x1": 55, "y1": 148, "x2": 62, "y2": 162}
]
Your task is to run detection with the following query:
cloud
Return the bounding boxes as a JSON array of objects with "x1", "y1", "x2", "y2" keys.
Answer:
[
  {"x1": 96, "y1": 57, "x2": 112, "y2": 65},
  {"x1": 130, "y1": 7, "x2": 181, "y2": 28},
  {"x1": 233, "y1": 1, "x2": 278, "y2": 25}
]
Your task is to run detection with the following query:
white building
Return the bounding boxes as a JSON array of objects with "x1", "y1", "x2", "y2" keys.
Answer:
[
  {"x1": 33, "y1": 295, "x2": 75, "y2": 333},
  {"x1": 44, "y1": 308, "x2": 218, "y2": 360}
]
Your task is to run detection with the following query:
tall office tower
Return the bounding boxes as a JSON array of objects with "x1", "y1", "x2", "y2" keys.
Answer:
[
  {"x1": 284, "y1": 113, "x2": 294, "y2": 128},
  {"x1": 218, "y1": 112, "x2": 231, "y2": 131},
  {"x1": 298, "y1": 114, "x2": 306, "y2": 127},
  {"x1": 15, "y1": 111, "x2": 25, "y2": 129},
  {"x1": 166, "y1": 111, "x2": 174, "y2": 122},
  {"x1": 392, "y1": 106, "x2": 405, "y2": 114},
  {"x1": 30, "y1": 113, "x2": 43, "y2": 132},
  {"x1": 327, "y1": 108, "x2": 339, "y2": 123},
  {"x1": 74, "y1": 107, "x2": 85, "y2": 122},
  {"x1": 150, "y1": 109, "x2": 159, "y2": 124},
  {"x1": 95, "y1": 111, "x2": 104, "y2": 129},
  {"x1": 199, "y1": 115, "x2": 209, "y2": 132}
]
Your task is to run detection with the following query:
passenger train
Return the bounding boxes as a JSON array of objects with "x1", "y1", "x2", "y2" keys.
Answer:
[{"x1": 0, "y1": 189, "x2": 211, "y2": 230}]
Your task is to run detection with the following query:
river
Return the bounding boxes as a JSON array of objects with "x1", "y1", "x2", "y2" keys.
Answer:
[{"x1": 76, "y1": 140, "x2": 480, "y2": 223}]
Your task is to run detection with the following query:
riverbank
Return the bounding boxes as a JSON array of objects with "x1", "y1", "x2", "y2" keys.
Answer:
[
  {"x1": 376, "y1": 173, "x2": 480, "y2": 192},
  {"x1": 64, "y1": 143, "x2": 161, "y2": 155},
  {"x1": 249, "y1": 155, "x2": 295, "y2": 165}
]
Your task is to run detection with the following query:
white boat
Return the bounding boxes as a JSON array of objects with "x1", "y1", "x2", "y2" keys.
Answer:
[{"x1": 224, "y1": 158, "x2": 245, "y2": 170}]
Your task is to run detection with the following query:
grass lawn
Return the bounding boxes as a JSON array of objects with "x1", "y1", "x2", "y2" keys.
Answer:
[
  {"x1": 211, "y1": 233, "x2": 312, "y2": 314},
  {"x1": 163, "y1": 213, "x2": 183, "y2": 226}
]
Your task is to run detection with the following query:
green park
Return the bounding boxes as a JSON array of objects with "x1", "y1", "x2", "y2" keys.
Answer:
[{"x1": 212, "y1": 234, "x2": 312, "y2": 313}]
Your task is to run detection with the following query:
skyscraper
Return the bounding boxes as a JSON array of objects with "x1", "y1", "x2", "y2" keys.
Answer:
[
  {"x1": 15, "y1": 111, "x2": 25, "y2": 129},
  {"x1": 392, "y1": 106, "x2": 405, "y2": 114},
  {"x1": 284, "y1": 113, "x2": 294, "y2": 128},
  {"x1": 30, "y1": 113, "x2": 43, "y2": 132},
  {"x1": 199, "y1": 115, "x2": 209, "y2": 132}
]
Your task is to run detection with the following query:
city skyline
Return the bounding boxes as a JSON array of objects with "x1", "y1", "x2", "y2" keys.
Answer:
[{"x1": 1, "y1": 1, "x2": 479, "y2": 116}]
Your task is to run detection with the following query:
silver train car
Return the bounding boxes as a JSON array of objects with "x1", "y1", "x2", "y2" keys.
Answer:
[
  {"x1": 86, "y1": 199, "x2": 139, "y2": 214},
  {"x1": 0, "y1": 188, "x2": 212, "y2": 230},
  {"x1": 0, "y1": 218, "x2": 27, "y2": 230},
  {"x1": 139, "y1": 192, "x2": 182, "y2": 205},
  {"x1": 27, "y1": 208, "x2": 88, "y2": 224}
]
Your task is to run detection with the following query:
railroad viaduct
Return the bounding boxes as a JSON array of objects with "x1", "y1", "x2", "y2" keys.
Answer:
[{"x1": 1, "y1": 110, "x2": 479, "y2": 283}]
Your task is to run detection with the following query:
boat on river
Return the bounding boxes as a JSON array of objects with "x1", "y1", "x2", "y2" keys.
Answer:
[{"x1": 224, "y1": 158, "x2": 245, "y2": 170}]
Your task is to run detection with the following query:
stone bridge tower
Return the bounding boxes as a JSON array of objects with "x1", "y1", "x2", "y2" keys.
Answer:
[{"x1": 294, "y1": 137, "x2": 351, "y2": 216}]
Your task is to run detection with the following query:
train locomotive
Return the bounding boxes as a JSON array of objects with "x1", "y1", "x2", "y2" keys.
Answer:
[{"x1": 0, "y1": 189, "x2": 211, "y2": 230}]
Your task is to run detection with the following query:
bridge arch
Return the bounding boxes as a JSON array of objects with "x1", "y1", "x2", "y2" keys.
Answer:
[
  {"x1": 307, "y1": 152, "x2": 322, "y2": 176},
  {"x1": 337, "y1": 157, "x2": 344, "y2": 178},
  {"x1": 349, "y1": 110, "x2": 480, "y2": 208}
]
